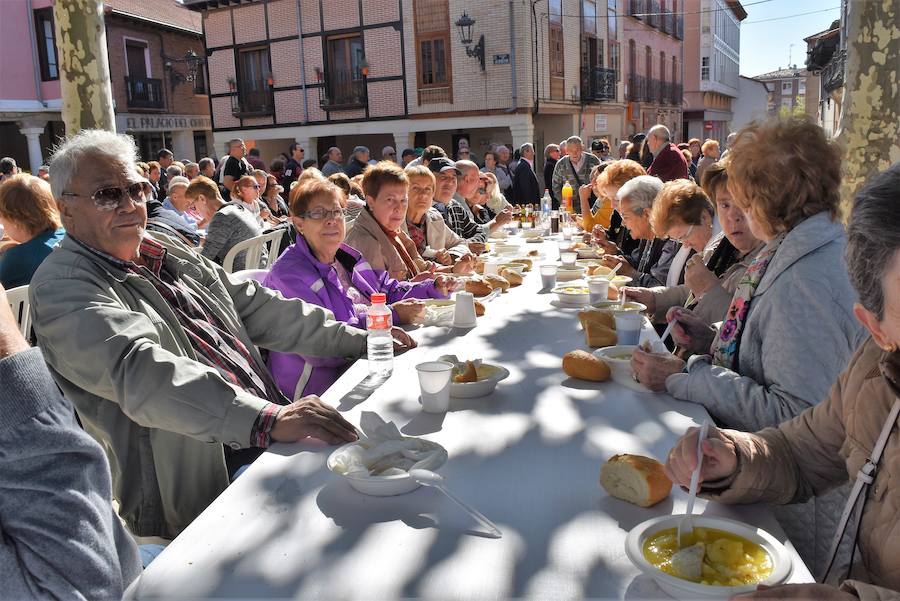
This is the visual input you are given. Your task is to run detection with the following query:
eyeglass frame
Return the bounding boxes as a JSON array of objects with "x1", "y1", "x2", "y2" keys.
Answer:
[
  {"x1": 59, "y1": 179, "x2": 153, "y2": 212},
  {"x1": 670, "y1": 223, "x2": 695, "y2": 243},
  {"x1": 299, "y1": 207, "x2": 348, "y2": 221}
]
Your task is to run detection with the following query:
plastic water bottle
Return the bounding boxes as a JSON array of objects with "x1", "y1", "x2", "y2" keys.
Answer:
[
  {"x1": 366, "y1": 292, "x2": 394, "y2": 376},
  {"x1": 541, "y1": 189, "x2": 552, "y2": 216}
]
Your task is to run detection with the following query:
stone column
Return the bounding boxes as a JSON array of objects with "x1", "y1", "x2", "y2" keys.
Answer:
[
  {"x1": 18, "y1": 122, "x2": 47, "y2": 173},
  {"x1": 509, "y1": 118, "x2": 535, "y2": 154},
  {"x1": 392, "y1": 131, "x2": 414, "y2": 157},
  {"x1": 171, "y1": 129, "x2": 196, "y2": 162}
]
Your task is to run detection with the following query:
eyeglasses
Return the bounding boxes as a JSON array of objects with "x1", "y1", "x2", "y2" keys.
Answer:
[
  {"x1": 671, "y1": 224, "x2": 695, "y2": 243},
  {"x1": 60, "y1": 181, "x2": 152, "y2": 211},
  {"x1": 244, "y1": 184, "x2": 261, "y2": 190},
  {"x1": 476, "y1": 187, "x2": 487, "y2": 194},
  {"x1": 301, "y1": 207, "x2": 347, "y2": 220}
]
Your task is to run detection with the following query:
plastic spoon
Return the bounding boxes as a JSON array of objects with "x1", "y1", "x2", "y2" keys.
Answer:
[
  {"x1": 653, "y1": 319, "x2": 677, "y2": 353},
  {"x1": 409, "y1": 469, "x2": 502, "y2": 538},
  {"x1": 677, "y1": 420, "x2": 709, "y2": 548}
]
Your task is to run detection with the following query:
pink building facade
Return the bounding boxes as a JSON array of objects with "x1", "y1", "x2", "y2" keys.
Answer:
[
  {"x1": 0, "y1": 0, "x2": 213, "y2": 170},
  {"x1": 187, "y1": 0, "x2": 682, "y2": 182}
]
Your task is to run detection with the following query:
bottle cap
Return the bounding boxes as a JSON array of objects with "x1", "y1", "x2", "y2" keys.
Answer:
[{"x1": 371, "y1": 293, "x2": 387, "y2": 304}]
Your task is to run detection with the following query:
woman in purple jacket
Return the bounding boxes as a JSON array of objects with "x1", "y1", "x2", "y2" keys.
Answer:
[{"x1": 264, "y1": 178, "x2": 452, "y2": 400}]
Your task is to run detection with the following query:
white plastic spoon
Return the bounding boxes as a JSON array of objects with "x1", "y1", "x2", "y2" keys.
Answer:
[
  {"x1": 409, "y1": 469, "x2": 502, "y2": 538},
  {"x1": 677, "y1": 420, "x2": 709, "y2": 548}
]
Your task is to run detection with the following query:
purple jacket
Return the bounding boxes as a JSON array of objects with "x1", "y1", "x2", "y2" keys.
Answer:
[{"x1": 264, "y1": 236, "x2": 446, "y2": 399}]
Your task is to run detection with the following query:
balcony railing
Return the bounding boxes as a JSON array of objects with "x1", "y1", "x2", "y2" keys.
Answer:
[
  {"x1": 319, "y1": 68, "x2": 366, "y2": 109},
  {"x1": 581, "y1": 67, "x2": 617, "y2": 102},
  {"x1": 125, "y1": 76, "x2": 164, "y2": 109},
  {"x1": 629, "y1": 0, "x2": 644, "y2": 19},
  {"x1": 232, "y1": 81, "x2": 274, "y2": 117},
  {"x1": 660, "y1": 81, "x2": 671, "y2": 104},
  {"x1": 821, "y1": 50, "x2": 845, "y2": 93},
  {"x1": 627, "y1": 73, "x2": 648, "y2": 102},
  {"x1": 675, "y1": 15, "x2": 684, "y2": 38},
  {"x1": 670, "y1": 82, "x2": 683, "y2": 105},
  {"x1": 662, "y1": 12, "x2": 673, "y2": 34},
  {"x1": 649, "y1": 78, "x2": 661, "y2": 103},
  {"x1": 646, "y1": 0, "x2": 660, "y2": 27}
]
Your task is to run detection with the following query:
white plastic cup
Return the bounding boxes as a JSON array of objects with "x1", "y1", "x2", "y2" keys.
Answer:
[
  {"x1": 453, "y1": 291, "x2": 478, "y2": 327},
  {"x1": 614, "y1": 313, "x2": 643, "y2": 346},
  {"x1": 560, "y1": 251, "x2": 577, "y2": 267},
  {"x1": 539, "y1": 264, "x2": 558, "y2": 289},
  {"x1": 588, "y1": 278, "x2": 610, "y2": 304},
  {"x1": 416, "y1": 361, "x2": 453, "y2": 413},
  {"x1": 484, "y1": 260, "x2": 502, "y2": 276}
]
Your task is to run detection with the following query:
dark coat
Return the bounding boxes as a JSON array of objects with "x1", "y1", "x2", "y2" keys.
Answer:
[
  {"x1": 543, "y1": 158, "x2": 558, "y2": 204},
  {"x1": 648, "y1": 143, "x2": 690, "y2": 182},
  {"x1": 511, "y1": 159, "x2": 540, "y2": 205}
]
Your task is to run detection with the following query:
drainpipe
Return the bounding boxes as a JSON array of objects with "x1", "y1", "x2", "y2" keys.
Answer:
[
  {"x1": 296, "y1": 0, "x2": 309, "y2": 123},
  {"x1": 508, "y1": 0, "x2": 518, "y2": 112},
  {"x1": 26, "y1": 0, "x2": 44, "y2": 105},
  {"x1": 531, "y1": 0, "x2": 540, "y2": 115}
]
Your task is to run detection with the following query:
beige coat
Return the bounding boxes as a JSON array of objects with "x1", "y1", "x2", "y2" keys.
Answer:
[
  {"x1": 403, "y1": 207, "x2": 470, "y2": 260},
  {"x1": 345, "y1": 206, "x2": 428, "y2": 281},
  {"x1": 705, "y1": 338, "x2": 900, "y2": 599},
  {"x1": 648, "y1": 237, "x2": 765, "y2": 324},
  {"x1": 29, "y1": 234, "x2": 368, "y2": 538}
]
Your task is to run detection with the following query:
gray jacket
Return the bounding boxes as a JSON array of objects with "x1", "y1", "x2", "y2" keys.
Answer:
[
  {"x1": 202, "y1": 202, "x2": 263, "y2": 270},
  {"x1": 550, "y1": 153, "x2": 601, "y2": 208},
  {"x1": 0, "y1": 348, "x2": 141, "y2": 600},
  {"x1": 665, "y1": 213, "x2": 867, "y2": 575},
  {"x1": 30, "y1": 233, "x2": 369, "y2": 538},
  {"x1": 403, "y1": 207, "x2": 470, "y2": 259}
]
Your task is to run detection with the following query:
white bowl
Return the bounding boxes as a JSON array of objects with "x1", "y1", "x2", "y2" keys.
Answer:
[
  {"x1": 588, "y1": 300, "x2": 648, "y2": 314},
  {"x1": 450, "y1": 364, "x2": 510, "y2": 398},
  {"x1": 492, "y1": 243, "x2": 521, "y2": 255},
  {"x1": 522, "y1": 228, "x2": 543, "y2": 239},
  {"x1": 625, "y1": 515, "x2": 793, "y2": 600},
  {"x1": 593, "y1": 345, "x2": 641, "y2": 387},
  {"x1": 326, "y1": 440, "x2": 448, "y2": 496},
  {"x1": 576, "y1": 247, "x2": 601, "y2": 259},
  {"x1": 552, "y1": 285, "x2": 591, "y2": 306},
  {"x1": 489, "y1": 229, "x2": 509, "y2": 240},
  {"x1": 556, "y1": 266, "x2": 585, "y2": 282}
]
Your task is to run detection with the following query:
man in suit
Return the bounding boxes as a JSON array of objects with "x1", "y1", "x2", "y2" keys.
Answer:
[{"x1": 511, "y1": 143, "x2": 540, "y2": 205}]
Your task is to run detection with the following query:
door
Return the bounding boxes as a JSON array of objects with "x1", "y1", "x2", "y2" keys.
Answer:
[{"x1": 126, "y1": 41, "x2": 148, "y2": 78}]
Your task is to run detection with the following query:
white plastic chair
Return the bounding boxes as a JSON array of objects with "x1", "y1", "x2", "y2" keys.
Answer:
[
  {"x1": 222, "y1": 230, "x2": 284, "y2": 274},
  {"x1": 5, "y1": 284, "x2": 30, "y2": 337},
  {"x1": 230, "y1": 269, "x2": 269, "y2": 283}
]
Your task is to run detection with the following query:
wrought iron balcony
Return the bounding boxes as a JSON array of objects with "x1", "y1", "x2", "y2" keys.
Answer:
[
  {"x1": 821, "y1": 50, "x2": 845, "y2": 93},
  {"x1": 582, "y1": 67, "x2": 617, "y2": 102},
  {"x1": 646, "y1": 0, "x2": 660, "y2": 27},
  {"x1": 648, "y1": 78, "x2": 662, "y2": 103},
  {"x1": 318, "y1": 68, "x2": 367, "y2": 110},
  {"x1": 231, "y1": 80, "x2": 274, "y2": 117},
  {"x1": 670, "y1": 82, "x2": 683, "y2": 105},
  {"x1": 662, "y1": 12, "x2": 673, "y2": 34},
  {"x1": 629, "y1": 0, "x2": 644, "y2": 19},
  {"x1": 628, "y1": 73, "x2": 648, "y2": 102},
  {"x1": 675, "y1": 15, "x2": 684, "y2": 38},
  {"x1": 125, "y1": 76, "x2": 164, "y2": 109}
]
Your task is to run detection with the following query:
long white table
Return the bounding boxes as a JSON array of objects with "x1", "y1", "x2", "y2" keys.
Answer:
[{"x1": 129, "y1": 238, "x2": 813, "y2": 599}]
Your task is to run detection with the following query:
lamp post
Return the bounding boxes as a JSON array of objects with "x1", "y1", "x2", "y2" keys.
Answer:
[{"x1": 455, "y1": 11, "x2": 485, "y2": 71}]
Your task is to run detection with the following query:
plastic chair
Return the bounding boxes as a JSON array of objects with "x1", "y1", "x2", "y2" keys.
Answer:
[
  {"x1": 222, "y1": 230, "x2": 283, "y2": 274},
  {"x1": 230, "y1": 269, "x2": 269, "y2": 283},
  {"x1": 5, "y1": 285, "x2": 30, "y2": 338}
]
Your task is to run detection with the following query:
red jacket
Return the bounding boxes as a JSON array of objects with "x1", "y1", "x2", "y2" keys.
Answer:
[{"x1": 648, "y1": 143, "x2": 690, "y2": 182}]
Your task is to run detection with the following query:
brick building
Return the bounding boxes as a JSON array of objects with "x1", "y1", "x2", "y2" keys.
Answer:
[
  {"x1": 186, "y1": 0, "x2": 684, "y2": 185},
  {"x1": 681, "y1": 0, "x2": 745, "y2": 144},
  {"x1": 753, "y1": 65, "x2": 810, "y2": 119},
  {"x1": 0, "y1": 0, "x2": 212, "y2": 170},
  {"x1": 804, "y1": 19, "x2": 842, "y2": 138}
]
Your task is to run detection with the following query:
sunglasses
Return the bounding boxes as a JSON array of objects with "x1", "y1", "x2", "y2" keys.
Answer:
[
  {"x1": 302, "y1": 207, "x2": 347, "y2": 220},
  {"x1": 61, "y1": 181, "x2": 152, "y2": 212}
]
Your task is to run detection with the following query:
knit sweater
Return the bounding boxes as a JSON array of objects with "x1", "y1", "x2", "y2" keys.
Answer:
[{"x1": 0, "y1": 347, "x2": 141, "y2": 600}]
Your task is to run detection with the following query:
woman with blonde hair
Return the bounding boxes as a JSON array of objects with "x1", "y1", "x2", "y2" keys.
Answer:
[
  {"x1": 696, "y1": 138, "x2": 720, "y2": 183},
  {"x1": 230, "y1": 174, "x2": 266, "y2": 224},
  {"x1": 0, "y1": 174, "x2": 65, "y2": 288}
]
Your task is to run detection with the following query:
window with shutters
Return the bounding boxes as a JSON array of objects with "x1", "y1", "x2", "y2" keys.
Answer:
[
  {"x1": 235, "y1": 46, "x2": 273, "y2": 114},
  {"x1": 33, "y1": 8, "x2": 58, "y2": 81},
  {"x1": 549, "y1": 0, "x2": 564, "y2": 99},
  {"x1": 414, "y1": 0, "x2": 453, "y2": 104}
]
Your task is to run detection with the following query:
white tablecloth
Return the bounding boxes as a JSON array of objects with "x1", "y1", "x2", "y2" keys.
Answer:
[{"x1": 129, "y1": 239, "x2": 813, "y2": 600}]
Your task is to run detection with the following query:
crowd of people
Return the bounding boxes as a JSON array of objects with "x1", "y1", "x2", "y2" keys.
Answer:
[{"x1": 0, "y1": 116, "x2": 898, "y2": 601}]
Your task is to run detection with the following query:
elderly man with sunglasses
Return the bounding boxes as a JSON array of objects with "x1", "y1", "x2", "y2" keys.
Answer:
[{"x1": 28, "y1": 130, "x2": 410, "y2": 540}]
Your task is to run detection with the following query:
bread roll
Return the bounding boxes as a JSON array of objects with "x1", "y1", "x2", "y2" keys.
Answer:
[
  {"x1": 454, "y1": 361, "x2": 478, "y2": 383},
  {"x1": 500, "y1": 269, "x2": 523, "y2": 287},
  {"x1": 562, "y1": 350, "x2": 611, "y2": 382},
  {"x1": 578, "y1": 310, "x2": 616, "y2": 330},
  {"x1": 466, "y1": 278, "x2": 493, "y2": 297},
  {"x1": 474, "y1": 261, "x2": 485, "y2": 274},
  {"x1": 599, "y1": 454, "x2": 672, "y2": 507},
  {"x1": 484, "y1": 274, "x2": 510, "y2": 292},
  {"x1": 585, "y1": 322, "x2": 617, "y2": 348},
  {"x1": 474, "y1": 300, "x2": 485, "y2": 316},
  {"x1": 608, "y1": 285, "x2": 619, "y2": 300}
]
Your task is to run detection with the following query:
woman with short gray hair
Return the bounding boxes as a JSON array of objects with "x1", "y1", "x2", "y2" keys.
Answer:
[{"x1": 662, "y1": 162, "x2": 900, "y2": 600}]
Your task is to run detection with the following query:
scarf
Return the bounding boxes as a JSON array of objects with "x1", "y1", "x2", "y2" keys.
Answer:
[
  {"x1": 712, "y1": 233, "x2": 786, "y2": 369},
  {"x1": 406, "y1": 217, "x2": 427, "y2": 255},
  {"x1": 377, "y1": 218, "x2": 422, "y2": 278}
]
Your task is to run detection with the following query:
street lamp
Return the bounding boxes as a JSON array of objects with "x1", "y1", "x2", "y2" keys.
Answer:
[{"x1": 455, "y1": 11, "x2": 485, "y2": 71}]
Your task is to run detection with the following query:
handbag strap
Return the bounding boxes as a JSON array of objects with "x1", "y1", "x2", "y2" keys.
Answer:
[{"x1": 819, "y1": 397, "x2": 900, "y2": 583}]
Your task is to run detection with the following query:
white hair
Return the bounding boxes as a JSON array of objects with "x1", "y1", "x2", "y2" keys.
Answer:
[
  {"x1": 647, "y1": 124, "x2": 670, "y2": 142},
  {"x1": 566, "y1": 135, "x2": 583, "y2": 146},
  {"x1": 167, "y1": 175, "x2": 191, "y2": 190},
  {"x1": 617, "y1": 175, "x2": 663, "y2": 214},
  {"x1": 48, "y1": 129, "x2": 138, "y2": 199},
  {"x1": 454, "y1": 159, "x2": 479, "y2": 176}
]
